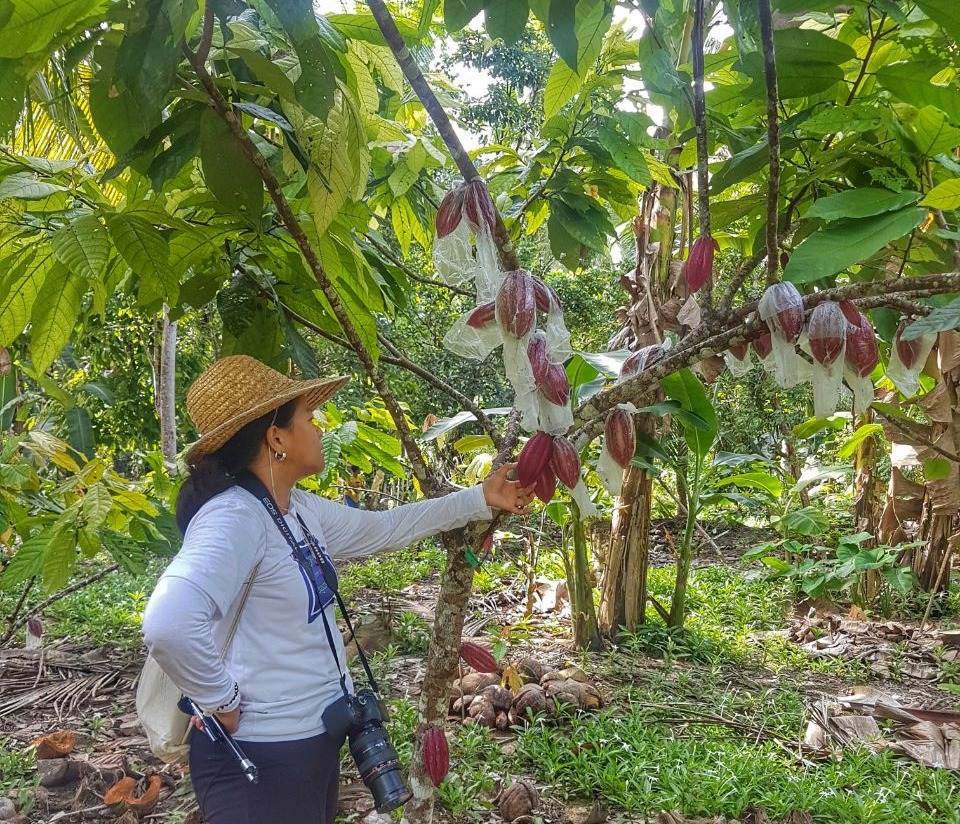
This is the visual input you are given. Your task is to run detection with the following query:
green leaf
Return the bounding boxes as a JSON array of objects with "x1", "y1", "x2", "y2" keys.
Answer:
[
  {"x1": 597, "y1": 124, "x2": 651, "y2": 187},
  {"x1": 551, "y1": 200, "x2": 611, "y2": 253},
  {"x1": 902, "y1": 298, "x2": 960, "y2": 340},
  {"x1": 778, "y1": 506, "x2": 829, "y2": 537},
  {"x1": 922, "y1": 180, "x2": 960, "y2": 212},
  {"x1": 0, "y1": 172, "x2": 66, "y2": 200},
  {"x1": 443, "y1": 0, "x2": 484, "y2": 31},
  {"x1": 106, "y1": 214, "x2": 177, "y2": 305},
  {"x1": 484, "y1": 0, "x2": 528, "y2": 44},
  {"x1": 0, "y1": 248, "x2": 54, "y2": 347},
  {"x1": 0, "y1": 529, "x2": 47, "y2": 589},
  {"x1": 0, "y1": 0, "x2": 105, "y2": 59},
  {"x1": 837, "y1": 423, "x2": 884, "y2": 460},
  {"x1": 715, "y1": 471, "x2": 783, "y2": 498},
  {"x1": 328, "y1": 13, "x2": 419, "y2": 45},
  {"x1": 421, "y1": 407, "x2": 511, "y2": 441},
  {"x1": 199, "y1": 108, "x2": 263, "y2": 221},
  {"x1": 739, "y1": 28, "x2": 855, "y2": 100},
  {"x1": 82, "y1": 485, "x2": 113, "y2": 532},
  {"x1": 30, "y1": 262, "x2": 86, "y2": 373},
  {"x1": 914, "y1": 0, "x2": 960, "y2": 43},
  {"x1": 279, "y1": 314, "x2": 320, "y2": 378},
  {"x1": 546, "y1": 0, "x2": 577, "y2": 69},
  {"x1": 305, "y1": 118, "x2": 354, "y2": 236},
  {"x1": 100, "y1": 528, "x2": 146, "y2": 575},
  {"x1": 42, "y1": 524, "x2": 77, "y2": 592},
  {"x1": 783, "y1": 207, "x2": 926, "y2": 284},
  {"x1": 806, "y1": 189, "x2": 921, "y2": 222},
  {"x1": 64, "y1": 405, "x2": 95, "y2": 460},
  {"x1": 543, "y1": 58, "x2": 582, "y2": 121},
  {"x1": 923, "y1": 457, "x2": 952, "y2": 481},
  {"x1": 906, "y1": 106, "x2": 960, "y2": 157},
  {"x1": 51, "y1": 214, "x2": 111, "y2": 281},
  {"x1": 876, "y1": 62, "x2": 960, "y2": 125},
  {"x1": 547, "y1": 207, "x2": 581, "y2": 270},
  {"x1": 453, "y1": 434, "x2": 495, "y2": 453},
  {"x1": 660, "y1": 368, "x2": 718, "y2": 459},
  {"x1": 792, "y1": 416, "x2": 845, "y2": 439}
]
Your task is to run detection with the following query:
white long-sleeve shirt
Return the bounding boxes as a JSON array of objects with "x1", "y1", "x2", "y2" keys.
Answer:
[{"x1": 142, "y1": 483, "x2": 490, "y2": 742}]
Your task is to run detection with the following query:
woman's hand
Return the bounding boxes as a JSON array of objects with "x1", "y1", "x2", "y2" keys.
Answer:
[
  {"x1": 482, "y1": 462, "x2": 536, "y2": 514},
  {"x1": 193, "y1": 707, "x2": 241, "y2": 735}
]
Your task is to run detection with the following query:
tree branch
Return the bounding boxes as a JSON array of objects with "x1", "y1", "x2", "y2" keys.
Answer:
[
  {"x1": 757, "y1": 0, "x2": 780, "y2": 286},
  {"x1": 185, "y1": 11, "x2": 440, "y2": 493},
  {"x1": 365, "y1": 0, "x2": 519, "y2": 272},
  {"x1": 366, "y1": 234, "x2": 472, "y2": 297},
  {"x1": 873, "y1": 406, "x2": 960, "y2": 464}
]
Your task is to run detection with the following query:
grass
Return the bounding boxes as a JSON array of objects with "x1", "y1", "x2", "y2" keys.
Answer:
[
  {"x1": 0, "y1": 739, "x2": 36, "y2": 813},
  {"x1": 340, "y1": 541, "x2": 446, "y2": 598}
]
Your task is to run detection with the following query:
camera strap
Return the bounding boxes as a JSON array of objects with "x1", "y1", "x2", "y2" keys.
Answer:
[{"x1": 236, "y1": 472, "x2": 382, "y2": 698}]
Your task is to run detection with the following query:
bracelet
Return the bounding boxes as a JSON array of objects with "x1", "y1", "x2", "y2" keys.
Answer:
[{"x1": 211, "y1": 681, "x2": 240, "y2": 714}]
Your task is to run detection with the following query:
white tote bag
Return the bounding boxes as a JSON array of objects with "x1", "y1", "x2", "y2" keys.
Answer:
[{"x1": 137, "y1": 563, "x2": 261, "y2": 764}]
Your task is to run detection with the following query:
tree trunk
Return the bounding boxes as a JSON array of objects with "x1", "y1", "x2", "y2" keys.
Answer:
[
  {"x1": 570, "y1": 502, "x2": 602, "y2": 649},
  {"x1": 158, "y1": 305, "x2": 178, "y2": 466},
  {"x1": 853, "y1": 409, "x2": 882, "y2": 601}
]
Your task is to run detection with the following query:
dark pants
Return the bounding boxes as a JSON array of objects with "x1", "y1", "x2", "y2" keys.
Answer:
[{"x1": 189, "y1": 729, "x2": 344, "y2": 824}]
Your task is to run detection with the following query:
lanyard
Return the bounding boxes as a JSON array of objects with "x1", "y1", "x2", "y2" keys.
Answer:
[{"x1": 236, "y1": 471, "x2": 381, "y2": 698}]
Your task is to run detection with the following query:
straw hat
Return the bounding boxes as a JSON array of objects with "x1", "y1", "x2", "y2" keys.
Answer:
[{"x1": 185, "y1": 355, "x2": 349, "y2": 464}]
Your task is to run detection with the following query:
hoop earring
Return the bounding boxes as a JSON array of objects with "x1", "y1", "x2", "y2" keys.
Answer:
[{"x1": 274, "y1": 451, "x2": 287, "y2": 462}]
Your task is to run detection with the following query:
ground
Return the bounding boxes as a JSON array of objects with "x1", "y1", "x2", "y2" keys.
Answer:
[{"x1": 2, "y1": 521, "x2": 959, "y2": 824}]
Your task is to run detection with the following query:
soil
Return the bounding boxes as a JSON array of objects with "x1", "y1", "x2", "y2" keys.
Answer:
[{"x1": 1, "y1": 532, "x2": 956, "y2": 824}]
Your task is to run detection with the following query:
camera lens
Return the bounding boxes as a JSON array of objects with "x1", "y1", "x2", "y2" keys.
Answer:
[{"x1": 349, "y1": 724, "x2": 413, "y2": 813}]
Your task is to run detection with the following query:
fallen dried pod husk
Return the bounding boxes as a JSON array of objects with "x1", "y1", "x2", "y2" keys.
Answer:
[
  {"x1": 32, "y1": 730, "x2": 75, "y2": 759},
  {"x1": 479, "y1": 683, "x2": 514, "y2": 712},
  {"x1": 512, "y1": 683, "x2": 548, "y2": 717},
  {"x1": 457, "y1": 671, "x2": 501, "y2": 694},
  {"x1": 517, "y1": 657, "x2": 545, "y2": 684},
  {"x1": 103, "y1": 774, "x2": 162, "y2": 815},
  {"x1": 467, "y1": 696, "x2": 496, "y2": 726},
  {"x1": 499, "y1": 779, "x2": 539, "y2": 822}
]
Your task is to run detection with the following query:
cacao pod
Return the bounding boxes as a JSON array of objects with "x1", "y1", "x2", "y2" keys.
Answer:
[
  {"x1": 838, "y1": 299, "x2": 860, "y2": 325},
  {"x1": 527, "y1": 332, "x2": 550, "y2": 384},
  {"x1": 753, "y1": 332, "x2": 773, "y2": 360},
  {"x1": 550, "y1": 436, "x2": 580, "y2": 489},
  {"x1": 604, "y1": 408, "x2": 635, "y2": 469},
  {"x1": 844, "y1": 309, "x2": 879, "y2": 378},
  {"x1": 758, "y1": 281, "x2": 804, "y2": 343},
  {"x1": 436, "y1": 186, "x2": 465, "y2": 238},
  {"x1": 423, "y1": 726, "x2": 450, "y2": 787},
  {"x1": 539, "y1": 362, "x2": 570, "y2": 406},
  {"x1": 895, "y1": 320, "x2": 923, "y2": 368},
  {"x1": 466, "y1": 301, "x2": 496, "y2": 329},
  {"x1": 685, "y1": 235, "x2": 719, "y2": 293},
  {"x1": 533, "y1": 278, "x2": 560, "y2": 313},
  {"x1": 463, "y1": 178, "x2": 497, "y2": 234},
  {"x1": 808, "y1": 301, "x2": 846, "y2": 366},
  {"x1": 517, "y1": 431, "x2": 554, "y2": 487},
  {"x1": 459, "y1": 641, "x2": 499, "y2": 673},
  {"x1": 496, "y1": 270, "x2": 536, "y2": 338},
  {"x1": 533, "y1": 465, "x2": 557, "y2": 504},
  {"x1": 621, "y1": 343, "x2": 664, "y2": 380},
  {"x1": 728, "y1": 342, "x2": 749, "y2": 360},
  {"x1": 499, "y1": 780, "x2": 539, "y2": 823}
]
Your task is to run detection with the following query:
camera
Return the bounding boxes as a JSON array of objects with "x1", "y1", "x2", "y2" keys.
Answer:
[{"x1": 322, "y1": 688, "x2": 412, "y2": 813}]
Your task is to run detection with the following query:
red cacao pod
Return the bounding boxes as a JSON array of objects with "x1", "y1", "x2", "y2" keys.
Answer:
[
  {"x1": 533, "y1": 465, "x2": 558, "y2": 503},
  {"x1": 436, "y1": 186, "x2": 465, "y2": 238},
  {"x1": 895, "y1": 320, "x2": 923, "y2": 368},
  {"x1": 621, "y1": 344, "x2": 664, "y2": 380},
  {"x1": 533, "y1": 278, "x2": 560, "y2": 313},
  {"x1": 779, "y1": 251, "x2": 790, "y2": 271},
  {"x1": 808, "y1": 301, "x2": 846, "y2": 366},
  {"x1": 528, "y1": 331, "x2": 550, "y2": 384},
  {"x1": 605, "y1": 408, "x2": 635, "y2": 469},
  {"x1": 459, "y1": 641, "x2": 499, "y2": 673},
  {"x1": 539, "y1": 363, "x2": 570, "y2": 406},
  {"x1": 496, "y1": 270, "x2": 536, "y2": 338},
  {"x1": 753, "y1": 332, "x2": 772, "y2": 360},
  {"x1": 685, "y1": 235, "x2": 719, "y2": 293},
  {"x1": 466, "y1": 301, "x2": 496, "y2": 329},
  {"x1": 728, "y1": 343, "x2": 749, "y2": 360},
  {"x1": 517, "y1": 431, "x2": 554, "y2": 487},
  {"x1": 838, "y1": 299, "x2": 860, "y2": 325},
  {"x1": 758, "y1": 281, "x2": 804, "y2": 343},
  {"x1": 550, "y1": 436, "x2": 580, "y2": 489},
  {"x1": 844, "y1": 310, "x2": 879, "y2": 378},
  {"x1": 423, "y1": 726, "x2": 450, "y2": 787},
  {"x1": 463, "y1": 179, "x2": 496, "y2": 234}
]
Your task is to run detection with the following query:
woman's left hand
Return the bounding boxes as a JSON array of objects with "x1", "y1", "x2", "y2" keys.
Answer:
[{"x1": 482, "y1": 463, "x2": 536, "y2": 514}]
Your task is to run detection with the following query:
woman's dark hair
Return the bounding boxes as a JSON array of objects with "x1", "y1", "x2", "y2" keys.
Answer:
[{"x1": 176, "y1": 400, "x2": 297, "y2": 534}]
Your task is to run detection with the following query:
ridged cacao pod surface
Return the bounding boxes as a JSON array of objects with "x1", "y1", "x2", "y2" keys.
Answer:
[
  {"x1": 423, "y1": 726, "x2": 450, "y2": 787},
  {"x1": 758, "y1": 281, "x2": 804, "y2": 342},
  {"x1": 838, "y1": 299, "x2": 860, "y2": 325},
  {"x1": 517, "y1": 432, "x2": 554, "y2": 487},
  {"x1": 605, "y1": 408, "x2": 635, "y2": 469},
  {"x1": 539, "y1": 363, "x2": 570, "y2": 406},
  {"x1": 499, "y1": 780, "x2": 539, "y2": 823},
  {"x1": 466, "y1": 301, "x2": 496, "y2": 329},
  {"x1": 463, "y1": 179, "x2": 497, "y2": 234},
  {"x1": 753, "y1": 332, "x2": 773, "y2": 360},
  {"x1": 728, "y1": 343, "x2": 749, "y2": 360},
  {"x1": 435, "y1": 187, "x2": 465, "y2": 238},
  {"x1": 459, "y1": 641, "x2": 499, "y2": 673},
  {"x1": 527, "y1": 332, "x2": 550, "y2": 384},
  {"x1": 533, "y1": 278, "x2": 559, "y2": 313},
  {"x1": 550, "y1": 436, "x2": 580, "y2": 488},
  {"x1": 685, "y1": 235, "x2": 719, "y2": 293},
  {"x1": 895, "y1": 321, "x2": 923, "y2": 368},
  {"x1": 844, "y1": 310, "x2": 879, "y2": 377},
  {"x1": 808, "y1": 301, "x2": 846, "y2": 366},
  {"x1": 621, "y1": 344, "x2": 664, "y2": 380},
  {"x1": 496, "y1": 270, "x2": 536, "y2": 338},
  {"x1": 533, "y1": 465, "x2": 558, "y2": 503}
]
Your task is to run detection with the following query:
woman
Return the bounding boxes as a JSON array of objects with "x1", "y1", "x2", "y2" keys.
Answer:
[{"x1": 142, "y1": 355, "x2": 533, "y2": 824}]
